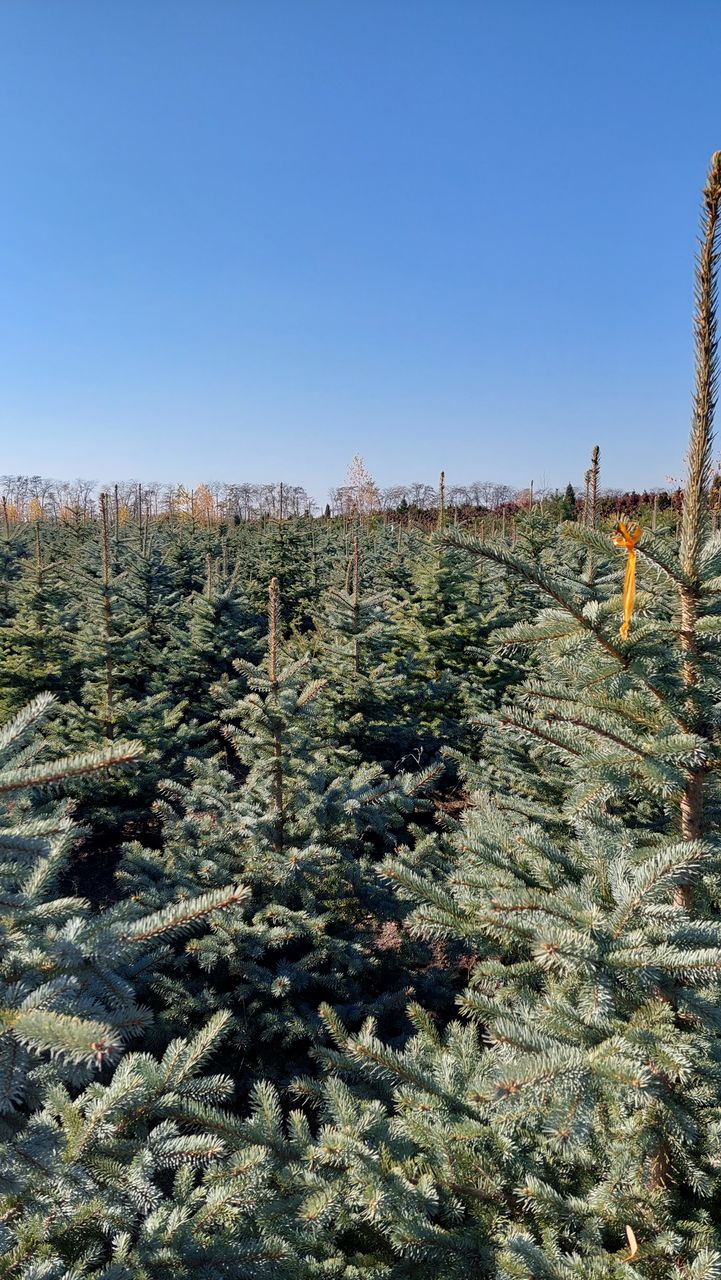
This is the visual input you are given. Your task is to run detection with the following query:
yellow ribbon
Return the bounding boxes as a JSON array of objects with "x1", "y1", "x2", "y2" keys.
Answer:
[{"x1": 612, "y1": 520, "x2": 641, "y2": 640}]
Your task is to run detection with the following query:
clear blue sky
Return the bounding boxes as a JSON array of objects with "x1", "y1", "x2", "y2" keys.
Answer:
[{"x1": 1, "y1": 0, "x2": 719, "y2": 502}]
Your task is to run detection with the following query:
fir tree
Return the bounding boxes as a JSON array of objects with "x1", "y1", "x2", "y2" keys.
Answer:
[
  {"x1": 309, "y1": 539, "x2": 410, "y2": 761},
  {"x1": 560, "y1": 482, "x2": 577, "y2": 522},
  {"x1": 395, "y1": 528, "x2": 520, "y2": 757},
  {"x1": 0, "y1": 523, "x2": 83, "y2": 719},
  {"x1": 119, "y1": 578, "x2": 442, "y2": 1081}
]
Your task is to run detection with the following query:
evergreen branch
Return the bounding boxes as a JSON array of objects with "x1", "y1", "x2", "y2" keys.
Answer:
[
  {"x1": 161, "y1": 1010, "x2": 234, "y2": 1085},
  {"x1": 567, "y1": 522, "x2": 690, "y2": 588},
  {"x1": 117, "y1": 886, "x2": 250, "y2": 943},
  {"x1": 12, "y1": 1009, "x2": 123, "y2": 1066},
  {"x1": 0, "y1": 693, "x2": 55, "y2": 758},
  {"x1": 319, "y1": 1005, "x2": 484, "y2": 1119},
  {"x1": 0, "y1": 741, "x2": 143, "y2": 794},
  {"x1": 544, "y1": 713, "x2": 649, "y2": 759},
  {"x1": 522, "y1": 682, "x2": 661, "y2": 731},
  {"x1": 610, "y1": 840, "x2": 716, "y2": 937},
  {"x1": 493, "y1": 714, "x2": 586, "y2": 759}
]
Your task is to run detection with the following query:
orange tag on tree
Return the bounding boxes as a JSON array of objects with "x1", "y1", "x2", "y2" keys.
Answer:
[{"x1": 612, "y1": 520, "x2": 641, "y2": 640}]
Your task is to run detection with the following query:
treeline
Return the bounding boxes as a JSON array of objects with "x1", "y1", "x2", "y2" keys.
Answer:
[
  {"x1": 0, "y1": 470, "x2": 690, "y2": 527},
  {"x1": 0, "y1": 476, "x2": 315, "y2": 525}
]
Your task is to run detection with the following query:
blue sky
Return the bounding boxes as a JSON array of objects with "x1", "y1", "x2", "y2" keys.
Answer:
[{"x1": 0, "y1": 1, "x2": 719, "y2": 502}]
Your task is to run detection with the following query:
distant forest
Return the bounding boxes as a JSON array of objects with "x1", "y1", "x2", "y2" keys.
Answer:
[{"x1": 0, "y1": 462, "x2": 692, "y2": 526}]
